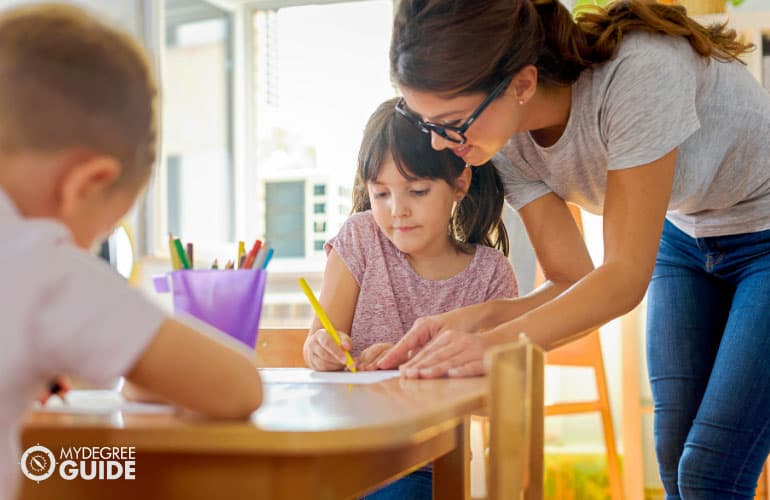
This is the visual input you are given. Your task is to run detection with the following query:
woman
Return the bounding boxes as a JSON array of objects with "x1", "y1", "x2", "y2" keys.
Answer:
[{"x1": 376, "y1": 0, "x2": 770, "y2": 497}]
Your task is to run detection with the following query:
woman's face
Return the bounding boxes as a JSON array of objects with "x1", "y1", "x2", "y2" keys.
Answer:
[{"x1": 399, "y1": 82, "x2": 521, "y2": 166}]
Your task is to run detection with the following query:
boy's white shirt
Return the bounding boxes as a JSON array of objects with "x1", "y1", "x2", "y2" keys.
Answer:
[{"x1": 0, "y1": 187, "x2": 165, "y2": 496}]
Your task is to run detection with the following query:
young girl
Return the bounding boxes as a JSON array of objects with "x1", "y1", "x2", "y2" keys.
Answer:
[
  {"x1": 303, "y1": 97, "x2": 517, "y2": 499},
  {"x1": 0, "y1": 5, "x2": 261, "y2": 496},
  {"x1": 304, "y1": 97, "x2": 517, "y2": 371}
]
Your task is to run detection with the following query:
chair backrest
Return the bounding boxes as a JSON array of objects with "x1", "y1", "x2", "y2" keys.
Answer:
[
  {"x1": 533, "y1": 203, "x2": 603, "y2": 369},
  {"x1": 255, "y1": 328, "x2": 307, "y2": 367},
  {"x1": 486, "y1": 336, "x2": 545, "y2": 500}
]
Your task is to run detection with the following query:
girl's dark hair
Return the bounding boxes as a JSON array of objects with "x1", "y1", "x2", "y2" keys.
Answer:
[
  {"x1": 391, "y1": 0, "x2": 753, "y2": 93},
  {"x1": 353, "y1": 98, "x2": 509, "y2": 256}
]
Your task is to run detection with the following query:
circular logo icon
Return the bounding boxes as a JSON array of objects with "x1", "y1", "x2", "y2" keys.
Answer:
[{"x1": 20, "y1": 445, "x2": 56, "y2": 482}]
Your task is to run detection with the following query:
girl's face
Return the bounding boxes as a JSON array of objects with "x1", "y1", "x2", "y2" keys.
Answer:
[
  {"x1": 399, "y1": 83, "x2": 520, "y2": 167},
  {"x1": 367, "y1": 157, "x2": 467, "y2": 258}
]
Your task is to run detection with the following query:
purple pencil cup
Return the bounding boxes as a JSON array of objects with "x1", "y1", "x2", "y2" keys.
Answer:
[{"x1": 153, "y1": 269, "x2": 267, "y2": 350}]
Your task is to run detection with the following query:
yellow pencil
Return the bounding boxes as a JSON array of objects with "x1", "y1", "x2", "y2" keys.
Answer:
[
  {"x1": 298, "y1": 278, "x2": 357, "y2": 373},
  {"x1": 168, "y1": 234, "x2": 182, "y2": 270},
  {"x1": 237, "y1": 241, "x2": 245, "y2": 269}
]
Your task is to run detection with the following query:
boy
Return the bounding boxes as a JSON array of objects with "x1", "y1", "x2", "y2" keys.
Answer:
[{"x1": 0, "y1": 4, "x2": 262, "y2": 496}]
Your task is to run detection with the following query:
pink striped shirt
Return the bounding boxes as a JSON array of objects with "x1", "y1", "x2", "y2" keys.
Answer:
[{"x1": 326, "y1": 211, "x2": 518, "y2": 356}]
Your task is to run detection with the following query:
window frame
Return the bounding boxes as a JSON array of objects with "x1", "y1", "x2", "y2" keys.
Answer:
[{"x1": 144, "y1": 0, "x2": 393, "y2": 267}]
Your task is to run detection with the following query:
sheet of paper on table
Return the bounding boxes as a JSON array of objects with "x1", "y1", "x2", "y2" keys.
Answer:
[
  {"x1": 258, "y1": 368, "x2": 400, "y2": 385},
  {"x1": 36, "y1": 390, "x2": 174, "y2": 415}
]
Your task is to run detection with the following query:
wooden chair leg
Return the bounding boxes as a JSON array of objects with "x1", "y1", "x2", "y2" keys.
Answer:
[
  {"x1": 756, "y1": 459, "x2": 769, "y2": 500},
  {"x1": 594, "y1": 364, "x2": 624, "y2": 500},
  {"x1": 766, "y1": 459, "x2": 770, "y2": 500}
]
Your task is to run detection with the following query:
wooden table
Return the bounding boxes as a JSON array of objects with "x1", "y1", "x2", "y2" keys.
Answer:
[{"x1": 18, "y1": 375, "x2": 487, "y2": 500}]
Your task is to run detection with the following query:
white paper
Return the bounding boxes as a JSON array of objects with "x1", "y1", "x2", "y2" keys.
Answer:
[
  {"x1": 36, "y1": 390, "x2": 174, "y2": 415},
  {"x1": 258, "y1": 368, "x2": 400, "y2": 385}
]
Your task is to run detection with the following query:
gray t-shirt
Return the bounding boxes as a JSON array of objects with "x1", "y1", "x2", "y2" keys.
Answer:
[{"x1": 494, "y1": 31, "x2": 770, "y2": 238}]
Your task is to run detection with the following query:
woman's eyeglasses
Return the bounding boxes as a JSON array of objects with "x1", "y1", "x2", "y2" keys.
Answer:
[{"x1": 395, "y1": 75, "x2": 513, "y2": 145}]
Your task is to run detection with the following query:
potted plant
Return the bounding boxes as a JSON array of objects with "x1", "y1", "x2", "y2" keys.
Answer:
[{"x1": 573, "y1": 0, "x2": 745, "y2": 16}]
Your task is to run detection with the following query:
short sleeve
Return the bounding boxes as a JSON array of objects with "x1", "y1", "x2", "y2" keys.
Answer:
[
  {"x1": 493, "y1": 151, "x2": 552, "y2": 210},
  {"x1": 324, "y1": 211, "x2": 379, "y2": 285},
  {"x1": 485, "y1": 251, "x2": 519, "y2": 300},
  {"x1": 601, "y1": 42, "x2": 701, "y2": 170},
  {"x1": 31, "y1": 248, "x2": 165, "y2": 387}
]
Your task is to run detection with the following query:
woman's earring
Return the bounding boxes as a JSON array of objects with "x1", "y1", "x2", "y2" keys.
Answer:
[{"x1": 519, "y1": 99, "x2": 525, "y2": 105}]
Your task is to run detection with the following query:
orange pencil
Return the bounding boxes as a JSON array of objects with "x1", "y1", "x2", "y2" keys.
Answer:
[{"x1": 242, "y1": 239, "x2": 262, "y2": 269}]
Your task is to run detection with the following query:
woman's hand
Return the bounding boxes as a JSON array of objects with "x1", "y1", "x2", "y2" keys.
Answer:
[
  {"x1": 356, "y1": 343, "x2": 394, "y2": 371},
  {"x1": 376, "y1": 314, "x2": 448, "y2": 370},
  {"x1": 396, "y1": 329, "x2": 490, "y2": 379},
  {"x1": 304, "y1": 329, "x2": 353, "y2": 371}
]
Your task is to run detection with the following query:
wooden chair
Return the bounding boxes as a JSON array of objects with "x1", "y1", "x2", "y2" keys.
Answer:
[
  {"x1": 535, "y1": 206, "x2": 624, "y2": 500},
  {"x1": 254, "y1": 328, "x2": 307, "y2": 367},
  {"x1": 486, "y1": 335, "x2": 545, "y2": 500}
]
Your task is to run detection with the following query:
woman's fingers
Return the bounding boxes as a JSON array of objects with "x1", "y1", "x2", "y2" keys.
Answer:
[
  {"x1": 400, "y1": 331, "x2": 487, "y2": 379},
  {"x1": 400, "y1": 329, "x2": 458, "y2": 369},
  {"x1": 378, "y1": 317, "x2": 443, "y2": 369},
  {"x1": 447, "y1": 360, "x2": 487, "y2": 378}
]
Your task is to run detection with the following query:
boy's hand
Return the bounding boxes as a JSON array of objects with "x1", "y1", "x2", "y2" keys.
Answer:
[
  {"x1": 38, "y1": 376, "x2": 70, "y2": 405},
  {"x1": 356, "y1": 343, "x2": 394, "y2": 371},
  {"x1": 121, "y1": 380, "x2": 170, "y2": 404},
  {"x1": 304, "y1": 329, "x2": 353, "y2": 371}
]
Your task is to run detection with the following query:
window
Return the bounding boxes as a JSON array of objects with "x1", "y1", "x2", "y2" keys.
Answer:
[
  {"x1": 265, "y1": 181, "x2": 305, "y2": 258},
  {"x1": 157, "y1": 0, "x2": 395, "y2": 326},
  {"x1": 252, "y1": 1, "x2": 393, "y2": 259},
  {"x1": 162, "y1": 0, "x2": 234, "y2": 244}
]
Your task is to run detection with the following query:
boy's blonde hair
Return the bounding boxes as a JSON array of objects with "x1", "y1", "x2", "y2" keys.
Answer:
[{"x1": 0, "y1": 3, "x2": 157, "y2": 187}]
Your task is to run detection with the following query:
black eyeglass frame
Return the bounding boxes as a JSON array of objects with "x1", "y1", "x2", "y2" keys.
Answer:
[{"x1": 395, "y1": 75, "x2": 514, "y2": 145}]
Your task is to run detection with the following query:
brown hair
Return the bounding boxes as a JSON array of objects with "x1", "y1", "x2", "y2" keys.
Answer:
[
  {"x1": 353, "y1": 98, "x2": 509, "y2": 256},
  {"x1": 391, "y1": 0, "x2": 753, "y2": 93},
  {"x1": 0, "y1": 3, "x2": 158, "y2": 187}
]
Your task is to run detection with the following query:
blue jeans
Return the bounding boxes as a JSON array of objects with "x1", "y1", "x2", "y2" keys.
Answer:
[
  {"x1": 361, "y1": 469, "x2": 432, "y2": 500},
  {"x1": 647, "y1": 220, "x2": 770, "y2": 499}
]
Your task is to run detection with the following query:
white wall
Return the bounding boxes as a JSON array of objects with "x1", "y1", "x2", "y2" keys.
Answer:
[{"x1": 0, "y1": 0, "x2": 144, "y2": 37}]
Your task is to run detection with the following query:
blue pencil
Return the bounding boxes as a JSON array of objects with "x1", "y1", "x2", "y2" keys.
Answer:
[{"x1": 261, "y1": 248, "x2": 274, "y2": 269}]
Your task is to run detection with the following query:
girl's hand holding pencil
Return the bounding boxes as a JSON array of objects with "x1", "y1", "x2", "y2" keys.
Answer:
[
  {"x1": 298, "y1": 278, "x2": 357, "y2": 372},
  {"x1": 303, "y1": 328, "x2": 355, "y2": 372}
]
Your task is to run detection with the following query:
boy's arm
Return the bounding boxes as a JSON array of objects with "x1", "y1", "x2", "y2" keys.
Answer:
[{"x1": 125, "y1": 317, "x2": 262, "y2": 419}]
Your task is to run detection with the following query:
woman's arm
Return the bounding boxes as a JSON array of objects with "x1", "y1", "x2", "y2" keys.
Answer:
[
  {"x1": 384, "y1": 148, "x2": 676, "y2": 376},
  {"x1": 466, "y1": 191, "x2": 596, "y2": 330},
  {"x1": 379, "y1": 187, "x2": 594, "y2": 368},
  {"x1": 302, "y1": 248, "x2": 360, "y2": 370},
  {"x1": 486, "y1": 148, "x2": 676, "y2": 350}
]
